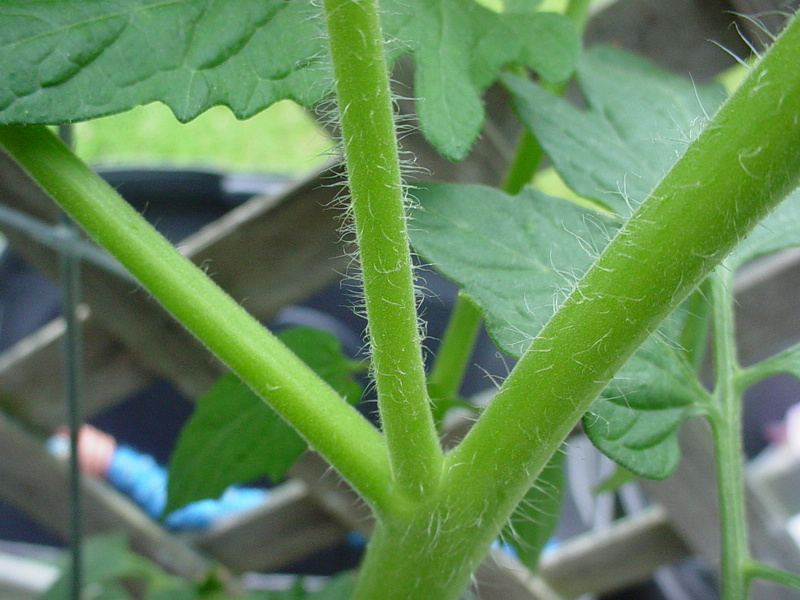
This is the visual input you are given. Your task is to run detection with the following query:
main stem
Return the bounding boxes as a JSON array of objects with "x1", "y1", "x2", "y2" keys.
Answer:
[
  {"x1": 349, "y1": 10, "x2": 800, "y2": 600},
  {"x1": 323, "y1": 0, "x2": 442, "y2": 501},
  {"x1": 709, "y1": 266, "x2": 748, "y2": 600}
]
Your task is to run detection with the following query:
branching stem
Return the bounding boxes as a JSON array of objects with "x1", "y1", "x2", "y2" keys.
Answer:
[{"x1": 709, "y1": 266, "x2": 748, "y2": 600}]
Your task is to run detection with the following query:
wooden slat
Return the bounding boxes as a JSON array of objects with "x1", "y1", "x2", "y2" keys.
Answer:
[
  {"x1": 728, "y1": 0, "x2": 800, "y2": 39},
  {"x1": 0, "y1": 412, "x2": 210, "y2": 581},
  {"x1": 640, "y1": 419, "x2": 800, "y2": 600},
  {"x1": 473, "y1": 507, "x2": 690, "y2": 600},
  {"x1": 0, "y1": 315, "x2": 146, "y2": 431},
  {"x1": 0, "y1": 157, "x2": 351, "y2": 432},
  {"x1": 735, "y1": 248, "x2": 800, "y2": 365},
  {"x1": 539, "y1": 506, "x2": 690, "y2": 598}
]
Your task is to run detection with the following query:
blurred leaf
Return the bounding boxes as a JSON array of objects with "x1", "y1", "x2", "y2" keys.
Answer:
[
  {"x1": 166, "y1": 327, "x2": 362, "y2": 513},
  {"x1": 505, "y1": 46, "x2": 726, "y2": 214},
  {"x1": 410, "y1": 182, "x2": 615, "y2": 357},
  {"x1": 41, "y1": 533, "x2": 164, "y2": 600},
  {"x1": 729, "y1": 186, "x2": 800, "y2": 270},
  {"x1": 593, "y1": 465, "x2": 636, "y2": 495},
  {"x1": 247, "y1": 573, "x2": 357, "y2": 600},
  {"x1": 306, "y1": 573, "x2": 357, "y2": 600},
  {"x1": 503, "y1": 0, "x2": 545, "y2": 12},
  {"x1": 145, "y1": 581, "x2": 198, "y2": 600},
  {"x1": 501, "y1": 450, "x2": 564, "y2": 570}
]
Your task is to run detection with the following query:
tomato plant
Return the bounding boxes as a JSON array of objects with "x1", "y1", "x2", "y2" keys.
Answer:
[{"x1": 1, "y1": 2, "x2": 800, "y2": 599}]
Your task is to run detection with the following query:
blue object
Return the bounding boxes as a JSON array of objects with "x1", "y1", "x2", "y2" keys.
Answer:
[{"x1": 107, "y1": 444, "x2": 268, "y2": 530}]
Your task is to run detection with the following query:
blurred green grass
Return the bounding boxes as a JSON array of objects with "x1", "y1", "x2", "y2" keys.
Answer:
[{"x1": 73, "y1": 100, "x2": 334, "y2": 175}]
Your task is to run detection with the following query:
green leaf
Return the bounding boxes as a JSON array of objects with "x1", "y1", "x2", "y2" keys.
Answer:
[
  {"x1": 0, "y1": 1, "x2": 577, "y2": 162},
  {"x1": 166, "y1": 326, "x2": 362, "y2": 514},
  {"x1": 0, "y1": 0, "x2": 328, "y2": 124},
  {"x1": 505, "y1": 46, "x2": 726, "y2": 214},
  {"x1": 409, "y1": 181, "x2": 705, "y2": 478},
  {"x1": 410, "y1": 182, "x2": 615, "y2": 357},
  {"x1": 384, "y1": 1, "x2": 579, "y2": 159},
  {"x1": 581, "y1": 337, "x2": 708, "y2": 480},
  {"x1": 277, "y1": 326, "x2": 363, "y2": 404},
  {"x1": 599, "y1": 338, "x2": 707, "y2": 411},
  {"x1": 584, "y1": 399, "x2": 688, "y2": 480},
  {"x1": 502, "y1": 0, "x2": 545, "y2": 12},
  {"x1": 409, "y1": 184, "x2": 707, "y2": 481},
  {"x1": 501, "y1": 450, "x2": 563, "y2": 570}
]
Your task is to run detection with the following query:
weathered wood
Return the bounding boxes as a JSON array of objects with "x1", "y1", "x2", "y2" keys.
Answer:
[
  {"x1": 191, "y1": 480, "x2": 348, "y2": 573},
  {"x1": 288, "y1": 452, "x2": 374, "y2": 533},
  {"x1": 0, "y1": 156, "x2": 350, "y2": 432},
  {"x1": 586, "y1": 0, "x2": 749, "y2": 79},
  {"x1": 0, "y1": 315, "x2": 146, "y2": 431},
  {"x1": 472, "y1": 506, "x2": 690, "y2": 600},
  {"x1": 0, "y1": 412, "x2": 210, "y2": 581},
  {"x1": 729, "y1": 0, "x2": 800, "y2": 39},
  {"x1": 735, "y1": 248, "x2": 800, "y2": 365},
  {"x1": 540, "y1": 506, "x2": 690, "y2": 598},
  {"x1": 640, "y1": 419, "x2": 800, "y2": 600}
]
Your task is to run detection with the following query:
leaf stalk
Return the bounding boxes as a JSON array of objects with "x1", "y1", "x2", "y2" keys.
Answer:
[
  {"x1": 322, "y1": 0, "x2": 443, "y2": 501},
  {"x1": 709, "y1": 266, "x2": 748, "y2": 600}
]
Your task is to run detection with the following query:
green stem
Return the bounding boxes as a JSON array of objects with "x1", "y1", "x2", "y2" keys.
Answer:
[
  {"x1": 428, "y1": 13, "x2": 800, "y2": 598},
  {"x1": 564, "y1": 0, "x2": 591, "y2": 32},
  {"x1": 322, "y1": 0, "x2": 442, "y2": 500},
  {"x1": 708, "y1": 266, "x2": 748, "y2": 600},
  {"x1": 502, "y1": 129, "x2": 545, "y2": 195},
  {"x1": 746, "y1": 560, "x2": 800, "y2": 591},
  {"x1": 0, "y1": 125, "x2": 395, "y2": 512},
  {"x1": 737, "y1": 342, "x2": 800, "y2": 388},
  {"x1": 351, "y1": 11, "x2": 800, "y2": 600}
]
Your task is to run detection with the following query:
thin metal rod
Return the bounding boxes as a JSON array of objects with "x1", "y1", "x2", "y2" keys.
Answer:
[
  {"x1": 59, "y1": 121, "x2": 83, "y2": 600},
  {"x1": 0, "y1": 203, "x2": 136, "y2": 284},
  {"x1": 61, "y1": 212, "x2": 83, "y2": 600}
]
